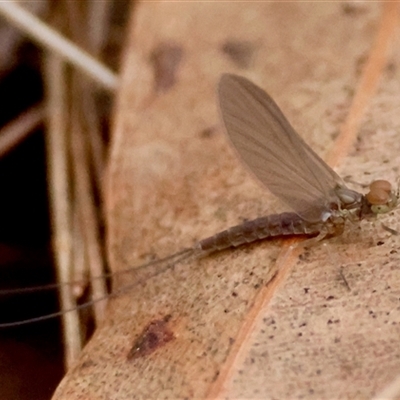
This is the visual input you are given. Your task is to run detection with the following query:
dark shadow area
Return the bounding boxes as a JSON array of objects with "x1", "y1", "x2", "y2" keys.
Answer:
[{"x1": 0, "y1": 63, "x2": 64, "y2": 400}]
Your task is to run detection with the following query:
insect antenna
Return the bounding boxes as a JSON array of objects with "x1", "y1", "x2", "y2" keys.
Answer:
[{"x1": 0, "y1": 247, "x2": 196, "y2": 328}]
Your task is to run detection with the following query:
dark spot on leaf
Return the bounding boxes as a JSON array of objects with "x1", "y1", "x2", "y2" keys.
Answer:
[
  {"x1": 386, "y1": 62, "x2": 397, "y2": 77},
  {"x1": 199, "y1": 125, "x2": 218, "y2": 138},
  {"x1": 221, "y1": 40, "x2": 256, "y2": 69},
  {"x1": 150, "y1": 42, "x2": 184, "y2": 93},
  {"x1": 341, "y1": 3, "x2": 367, "y2": 16},
  {"x1": 212, "y1": 369, "x2": 220, "y2": 382},
  {"x1": 78, "y1": 359, "x2": 95, "y2": 370},
  {"x1": 127, "y1": 314, "x2": 174, "y2": 360},
  {"x1": 327, "y1": 319, "x2": 340, "y2": 325}
]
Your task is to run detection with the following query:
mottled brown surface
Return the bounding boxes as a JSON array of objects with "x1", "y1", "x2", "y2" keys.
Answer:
[{"x1": 53, "y1": 2, "x2": 400, "y2": 399}]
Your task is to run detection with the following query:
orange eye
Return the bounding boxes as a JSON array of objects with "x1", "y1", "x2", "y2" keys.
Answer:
[
  {"x1": 366, "y1": 188, "x2": 390, "y2": 205},
  {"x1": 369, "y1": 180, "x2": 392, "y2": 194}
]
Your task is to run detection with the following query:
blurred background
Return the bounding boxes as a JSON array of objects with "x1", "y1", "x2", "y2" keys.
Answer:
[{"x1": 0, "y1": 2, "x2": 129, "y2": 398}]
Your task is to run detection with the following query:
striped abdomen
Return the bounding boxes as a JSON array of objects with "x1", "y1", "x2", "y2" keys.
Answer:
[{"x1": 197, "y1": 212, "x2": 322, "y2": 253}]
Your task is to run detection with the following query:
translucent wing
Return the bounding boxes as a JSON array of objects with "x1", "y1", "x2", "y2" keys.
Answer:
[{"x1": 218, "y1": 74, "x2": 345, "y2": 222}]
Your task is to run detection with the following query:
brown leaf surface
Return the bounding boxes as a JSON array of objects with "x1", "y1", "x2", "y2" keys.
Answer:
[{"x1": 53, "y1": 3, "x2": 400, "y2": 399}]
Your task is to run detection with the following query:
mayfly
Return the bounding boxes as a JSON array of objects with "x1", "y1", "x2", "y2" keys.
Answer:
[
  {"x1": 1, "y1": 74, "x2": 398, "y2": 327},
  {"x1": 200, "y1": 74, "x2": 398, "y2": 249}
]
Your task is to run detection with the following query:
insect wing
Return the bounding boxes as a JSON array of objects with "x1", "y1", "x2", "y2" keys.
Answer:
[{"x1": 218, "y1": 74, "x2": 344, "y2": 222}]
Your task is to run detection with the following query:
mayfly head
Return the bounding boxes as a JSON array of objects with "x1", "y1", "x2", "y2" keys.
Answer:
[{"x1": 365, "y1": 179, "x2": 398, "y2": 215}]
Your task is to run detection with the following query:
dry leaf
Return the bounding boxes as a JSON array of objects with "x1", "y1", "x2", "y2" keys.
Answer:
[{"x1": 53, "y1": 3, "x2": 400, "y2": 399}]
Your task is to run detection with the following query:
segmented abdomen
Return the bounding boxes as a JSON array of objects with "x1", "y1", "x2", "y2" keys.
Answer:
[{"x1": 198, "y1": 212, "x2": 321, "y2": 252}]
